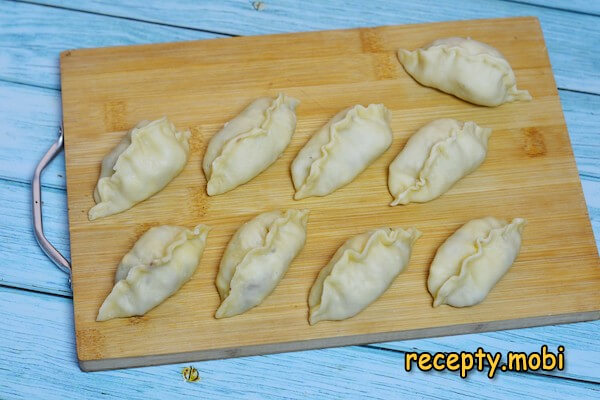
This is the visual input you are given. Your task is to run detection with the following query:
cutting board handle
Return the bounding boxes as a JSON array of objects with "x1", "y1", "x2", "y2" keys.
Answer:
[{"x1": 32, "y1": 126, "x2": 72, "y2": 281}]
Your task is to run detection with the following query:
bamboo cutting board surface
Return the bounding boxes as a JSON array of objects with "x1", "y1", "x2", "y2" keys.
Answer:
[{"x1": 60, "y1": 17, "x2": 600, "y2": 371}]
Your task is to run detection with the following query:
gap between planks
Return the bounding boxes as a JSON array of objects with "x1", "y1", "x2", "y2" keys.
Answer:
[
  {"x1": 0, "y1": 284, "x2": 597, "y2": 384},
  {"x1": 3, "y1": 0, "x2": 600, "y2": 94},
  {"x1": 13, "y1": 0, "x2": 600, "y2": 35},
  {"x1": 1, "y1": 1, "x2": 598, "y2": 382},
  {"x1": 0, "y1": 283, "x2": 72, "y2": 300},
  {"x1": 501, "y1": 0, "x2": 600, "y2": 17}
]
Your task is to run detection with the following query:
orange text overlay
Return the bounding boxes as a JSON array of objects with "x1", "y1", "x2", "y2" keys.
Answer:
[{"x1": 405, "y1": 345, "x2": 565, "y2": 379}]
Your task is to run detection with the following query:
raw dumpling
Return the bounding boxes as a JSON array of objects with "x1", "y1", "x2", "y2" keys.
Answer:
[
  {"x1": 388, "y1": 118, "x2": 492, "y2": 206},
  {"x1": 397, "y1": 37, "x2": 532, "y2": 106},
  {"x1": 215, "y1": 209, "x2": 309, "y2": 318},
  {"x1": 308, "y1": 227, "x2": 421, "y2": 325},
  {"x1": 97, "y1": 224, "x2": 210, "y2": 321},
  {"x1": 89, "y1": 117, "x2": 190, "y2": 221},
  {"x1": 203, "y1": 93, "x2": 299, "y2": 196},
  {"x1": 291, "y1": 104, "x2": 393, "y2": 199},
  {"x1": 428, "y1": 217, "x2": 526, "y2": 308}
]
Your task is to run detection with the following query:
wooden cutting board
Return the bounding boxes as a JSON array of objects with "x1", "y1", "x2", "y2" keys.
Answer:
[{"x1": 60, "y1": 16, "x2": 600, "y2": 371}]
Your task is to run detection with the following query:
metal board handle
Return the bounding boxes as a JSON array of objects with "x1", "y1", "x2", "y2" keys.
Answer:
[{"x1": 32, "y1": 127, "x2": 71, "y2": 278}]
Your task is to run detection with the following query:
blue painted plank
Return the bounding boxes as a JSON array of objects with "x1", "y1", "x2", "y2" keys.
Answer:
[
  {"x1": 0, "y1": 81, "x2": 65, "y2": 188},
  {"x1": 515, "y1": 0, "x2": 600, "y2": 15},
  {"x1": 1, "y1": 286, "x2": 599, "y2": 399},
  {"x1": 375, "y1": 320, "x2": 600, "y2": 382},
  {"x1": 0, "y1": 82, "x2": 598, "y2": 296},
  {"x1": 561, "y1": 90, "x2": 600, "y2": 180},
  {"x1": 0, "y1": 0, "x2": 223, "y2": 90},
  {"x1": 0, "y1": 179, "x2": 71, "y2": 296},
  {"x1": 583, "y1": 179, "x2": 600, "y2": 247},
  {"x1": 0, "y1": 176, "x2": 598, "y2": 383},
  {"x1": 0, "y1": 80, "x2": 598, "y2": 293},
  {"x1": 24, "y1": 0, "x2": 600, "y2": 94},
  {"x1": 0, "y1": 0, "x2": 598, "y2": 393},
  {"x1": 0, "y1": 80, "x2": 598, "y2": 191}
]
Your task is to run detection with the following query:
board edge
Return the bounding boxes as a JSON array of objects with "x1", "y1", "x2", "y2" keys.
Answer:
[
  {"x1": 58, "y1": 16, "x2": 540, "y2": 59},
  {"x1": 78, "y1": 310, "x2": 600, "y2": 372}
]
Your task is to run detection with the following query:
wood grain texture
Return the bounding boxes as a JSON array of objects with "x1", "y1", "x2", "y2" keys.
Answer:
[
  {"x1": 0, "y1": 0, "x2": 598, "y2": 396},
  {"x1": 1, "y1": 176, "x2": 599, "y2": 382},
  {"x1": 0, "y1": 0, "x2": 594, "y2": 299},
  {"x1": 2, "y1": 286, "x2": 600, "y2": 399},
  {"x1": 0, "y1": 78, "x2": 597, "y2": 194},
  {"x1": 3, "y1": 160, "x2": 598, "y2": 379},
  {"x1": 0, "y1": 2, "x2": 600, "y2": 398},
  {"x1": 58, "y1": 17, "x2": 600, "y2": 370},
  {"x1": 30, "y1": 0, "x2": 600, "y2": 93},
  {"x1": 0, "y1": 1, "x2": 596, "y2": 185},
  {"x1": 1, "y1": 86, "x2": 595, "y2": 300}
]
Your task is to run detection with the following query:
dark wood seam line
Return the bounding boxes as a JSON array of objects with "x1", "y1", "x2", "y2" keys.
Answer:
[
  {"x1": 497, "y1": 0, "x2": 600, "y2": 17},
  {"x1": 0, "y1": 77, "x2": 58, "y2": 92},
  {"x1": 0, "y1": 175, "x2": 66, "y2": 192},
  {"x1": 0, "y1": 283, "x2": 72, "y2": 299}
]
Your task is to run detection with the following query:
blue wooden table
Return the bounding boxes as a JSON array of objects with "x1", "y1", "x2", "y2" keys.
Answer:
[{"x1": 1, "y1": 1, "x2": 598, "y2": 398}]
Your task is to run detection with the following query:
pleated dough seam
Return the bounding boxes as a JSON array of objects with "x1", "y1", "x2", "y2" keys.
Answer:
[
  {"x1": 408, "y1": 45, "x2": 514, "y2": 81},
  {"x1": 97, "y1": 225, "x2": 209, "y2": 321},
  {"x1": 295, "y1": 104, "x2": 387, "y2": 197},
  {"x1": 390, "y1": 122, "x2": 488, "y2": 205},
  {"x1": 208, "y1": 93, "x2": 287, "y2": 181},
  {"x1": 432, "y1": 219, "x2": 524, "y2": 306},
  {"x1": 121, "y1": 224, "x2": 210, "y2": 283},
  {"x1": 312, "y1": 228, "x2": 419, "y2": 312},
  {"x1": 96, "y1": 117, "x2": 190, "y2": 205},
  {"x1": 399, "y1": 46, "x2": 531, "y2": 101},
  {"x1": 221, "y1": 210, "x2": 302, "y2": 300}
]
